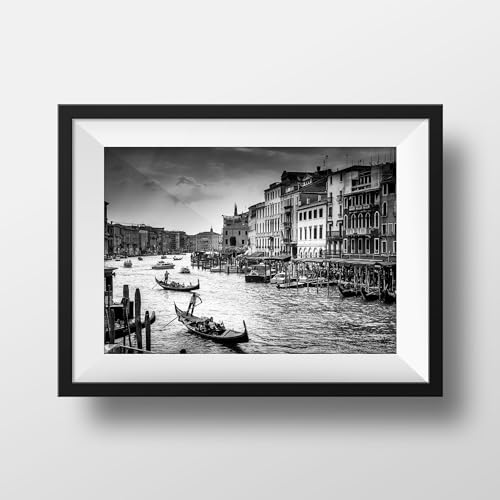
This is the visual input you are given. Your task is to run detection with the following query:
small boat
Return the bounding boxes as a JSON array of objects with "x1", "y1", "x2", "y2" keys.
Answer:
[
  {"x1": 161, "y1": 255, "x2": 167, "y2": 259},
  {"x1": 138, "y1": 256, "x2": 143, "y2": 261},
  {"x1": 381, "y1": 289, "x2": 396, "y2": 304},
  {"x1": 180, "y1": 267, "x2": 191, "y2": 274},
  {"x1": 123, "y1": 259, "x2": 133, "y2": 268},
  {"x1": 337, "y1": 283, "x2": 357, "y2": 298},
  {"x1": 277, "y1": 281, "x2": 306, "y2": 289},
  {"x1": 245, "y1": 264, "x2": 271, "y2": 283},
  {"x1": 105, "y1": 311, "x2": 156, "y2": 342},
  {"x1": 173, "y1": 256, "x2": 183, "y2": 261},
  {"x1": 270, "y1": 272, "x2": 286, "y2": 284},
  {"x1": 360, "y1": 287, "x2": 379, "y2": 301},
  {"x1": 155, "y1": 277, "x2": 200, "y2": 291},
  {"x1": 152, "y1": 260, "x2": 175, "y2": 270},
  {"x1": 175, "y1": 294, "x2": 248, "y2": 344},
  {"x1": 210, "y1": 267, "x2": 225, "y2": 272}
]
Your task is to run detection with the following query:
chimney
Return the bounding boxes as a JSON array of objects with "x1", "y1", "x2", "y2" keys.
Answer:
[{"x1": 316, "y1": 166, "x2": 321, "y2": 172}]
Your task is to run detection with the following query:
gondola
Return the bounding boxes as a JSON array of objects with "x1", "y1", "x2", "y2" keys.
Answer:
[
  {"x1": 381, "y1": 289, "x2": 396, "y2": 304},
  {"x1": 174, "y1": 300, "x2": 248, "y2": 344},
  {"x1": 337, "y1": 283, "x2": 357, "y2": 298},
  {"x1": 155, "y1": 277, "x2": 200, "y2": 292},
  {"x1": 105, "y1": 311, "x2": 156, "y2": 342},
  {"x1": 173, "y1": 256, "x2": 183, "y2": 260},
  {"x1": 360, "y1": 287, "x2": 379, "y2": 301}
]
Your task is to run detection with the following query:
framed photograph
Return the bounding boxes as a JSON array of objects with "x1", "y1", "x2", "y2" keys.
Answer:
[{"x1": 58, "y1": 104, "x2": 442, "y2": 397}]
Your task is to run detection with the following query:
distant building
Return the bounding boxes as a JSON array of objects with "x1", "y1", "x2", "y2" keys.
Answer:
[
  {"x1": 194, "y1": 227, "x2": 220, "y2": 252},
  {"x1": 163, "y1": 230, "x2": 187, "y2": 252},
  {"x1": 222, "y1": 204, "x2": 249, "y2": 254}
]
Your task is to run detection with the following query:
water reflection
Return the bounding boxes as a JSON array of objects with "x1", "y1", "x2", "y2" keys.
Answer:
[{"x1": 110, "y1": 255, "x2": 396, "y2": 354}]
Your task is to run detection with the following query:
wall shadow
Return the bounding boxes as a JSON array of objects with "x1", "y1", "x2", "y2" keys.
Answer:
[{"x1": 88, "y1": 137, "x2": 467, "y2": 429}]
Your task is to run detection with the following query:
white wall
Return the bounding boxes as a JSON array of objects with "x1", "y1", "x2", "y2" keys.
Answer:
[{"x1": 1, "y1": 1, "x2": 499, "y2": 498}]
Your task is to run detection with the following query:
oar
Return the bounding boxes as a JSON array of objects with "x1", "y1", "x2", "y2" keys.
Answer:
[{"x1": 164, "y1": 316, "x2": 178, "y2": 327}]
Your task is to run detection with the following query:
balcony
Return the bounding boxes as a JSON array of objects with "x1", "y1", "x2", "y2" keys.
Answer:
[
  {"x1": 326, "y1": 231, "x2": 341, "y2": 241},
  {"x1": 345, "y1": 203, "x2": 378, "y2": 213},
  {"x1": 346, "y1": 227, "x2": 368, "y2": 236},
  {"x1": 284, "y1": 205, "x2": 293, "y2": 212},
  {"x1": 351, "y1": 183, "x2": 372, "y2": 192}
]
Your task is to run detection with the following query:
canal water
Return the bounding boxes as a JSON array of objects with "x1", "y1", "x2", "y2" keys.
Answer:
[{"x1": 110, "y1": 254, "x2": 396, "y2": 354}]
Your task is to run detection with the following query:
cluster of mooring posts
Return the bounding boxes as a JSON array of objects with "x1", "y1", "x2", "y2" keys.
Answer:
[
  {"x1": 191, "y1": 252, "x2": 247, "y2": 274},
  {"x1": 191, "y1": 252, "x2": 396, "y2": 302},
  {"x1": 104, "y1": 267, "x2": 153, "y2": 354},
  {"x1": 277, "y1": 258, "x2": 396, "y2": 300}
]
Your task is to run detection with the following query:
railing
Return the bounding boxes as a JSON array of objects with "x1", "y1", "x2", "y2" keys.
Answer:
[
  {"x1": 341, "y1": 253, "x2": 396, "y2": 262},
  {"x1": 346, "y1": 227, "x2": 368, "y2": 236},
  {"x1": 351, "y1": 184, "x2": 371, "y2": 192},
  {"x1": 326, "y1": 231, "x2": 341, "y2": 241}
]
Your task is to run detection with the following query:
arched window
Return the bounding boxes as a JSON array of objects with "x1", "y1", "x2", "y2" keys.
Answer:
[
  {"x1": 374, "y1": 211, "x2": 379, "y2": 228},
  {"x1": 344, "y1": 215, "x2": 348, "y2": 229},
  {"x1": 365, "y1": 213, "x2": 370, "y2": 228},
  {"x1": 358, "y1": 213, "x2": 363, "y2": 228},
  {"x1": 382, "y1": 202, "x2": 387, "y2": 217},
  {"x1": 319, "y1": 249, "x2": 323, "y2": 258},
  {"x1": 351, "y1": 214, "x2": 356, "y2": 229}
]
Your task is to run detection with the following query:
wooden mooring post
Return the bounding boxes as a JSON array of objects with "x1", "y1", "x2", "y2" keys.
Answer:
[
  {"x1": 122, "y1": 284, "x2": 132, "y2": 347},
  {"x1": 109, "y1": 308, "x2": 115, "y2": 344},
  {"x1": 145, "y1": 311, "x2": 151, "y2": 351},
  {"x1": 134, "y1": 288, "x2": 143, "y2": 349}
]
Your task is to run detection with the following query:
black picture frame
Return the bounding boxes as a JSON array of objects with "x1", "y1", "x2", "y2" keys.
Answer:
[{"x1": 58, "y1": 104, "x2": 443, "y2": 397}]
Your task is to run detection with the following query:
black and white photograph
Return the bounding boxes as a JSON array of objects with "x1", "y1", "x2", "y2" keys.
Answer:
[{"x1": 104, "y1": 146, "x2": 397, "y2": 354}]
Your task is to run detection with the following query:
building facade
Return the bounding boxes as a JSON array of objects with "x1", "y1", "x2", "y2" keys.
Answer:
[
  {"x1": 263, "y1": 182, "x2": 282, "y2": 256},
  {"x1": 330, "y1": 161, "x2": 396, "y2": 260},
  {"x1": 247, "y1": 202, "x2": 264, "y2": 254},
  {"x1": 193, "y1": 228, "x2": 220, "y2": 252},
  {"x1": 297, "y1": 195, "x2": 328, "y2": 259},
  {"x1": 221, "y1": 205, "x2": 249, "y2": 254}
]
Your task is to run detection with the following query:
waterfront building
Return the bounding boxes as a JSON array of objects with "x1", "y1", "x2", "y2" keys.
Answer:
[
  {"x1": 263, "y1": 182, "x2": 282, "y2": 256},
  {"x1": 254, "y1": 202, "x2": 266, "y2": 255},
  {"x1": 296, "y1": 182, "x2": 328, "y2": 259},
  {"x1": 280, "y1": 167, "x2": 330, "y2": 258},
  {"x1": 193, "y1": 227, "x2": 220, "y2": 252},
  {"x1": 326, "y1": 169, "x2": 345, "y2": 257},
  {"x1": 163, "y1": 230, "x2": 187, "y2": 252},
  {"x1": 104, "y1": 201, "x2": 111, "y2": 255},
  {"x1": 247, "y1": 201, "x2": 265, "y2": 254},
  {"x1": 221, "y1": 204, "x2": 249, "y2": 254},
  {"x1": 328, "y1": 161, "x2": 396, "y2": 260}
]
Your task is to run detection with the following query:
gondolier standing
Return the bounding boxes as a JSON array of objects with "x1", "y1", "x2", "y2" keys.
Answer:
[
  {"x1": 164, "y1": 270, "x2": 169, "y2": 282},
  {"x1": 187, "y1": 293, "x2": 201, "y2": 315}
]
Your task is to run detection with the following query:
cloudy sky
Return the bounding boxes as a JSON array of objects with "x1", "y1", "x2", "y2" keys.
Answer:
[{"x1": 105, "y1": 147, "x2": 395, "y2": 234}]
